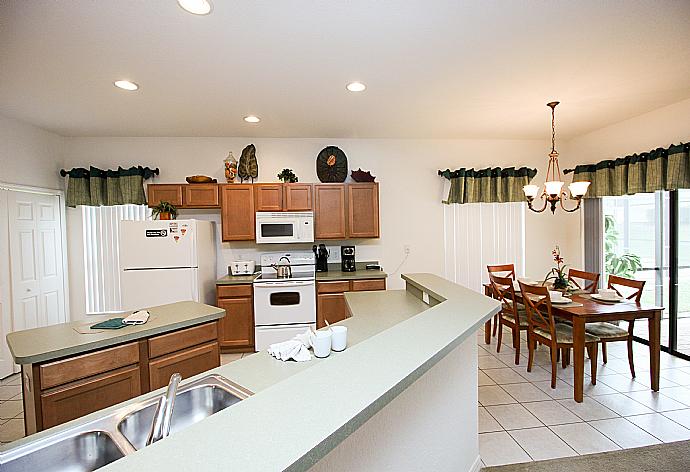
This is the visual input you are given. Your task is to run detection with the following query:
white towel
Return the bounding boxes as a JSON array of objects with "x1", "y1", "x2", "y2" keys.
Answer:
[
  {"x1": 267, "y1": 329, "x2": 315, "y2": 362},
  {"x1": 123, "y1": 310, "x2": 150, "y2": 325}
]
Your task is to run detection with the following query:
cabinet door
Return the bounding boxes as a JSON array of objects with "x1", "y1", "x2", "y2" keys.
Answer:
[
  {"x1": 220, "y1": 184, "x2": 255, "y2": 241},
  {"x1": 40, "y1": 365, "x2": 141, "y2": 429},
  {"x1": 347, "y1": 183, "x2": 380, "y2": 238},
  {"x1": 314, "y1": 184, "x2": 346, "y2": 239},
  {"x1": 284, "y1": 184, "x2": 313, "y2": 211},
  {"x1": 183, "y1": 184, "x2": 220, "y2": 208},
  {"x1": 317, "y1": 292, "x2": 349, "y2": 329},
  {"x1": 148, "y1": 342, "x2": 220, "y2": 390},
  {"x1": 147, "y1": 184, "x2": 183, "y2": 207},
  {"x1": 216, "y1": 297, "x2": 254, "y2": 349},
  {"x1": 255, "y1": 184, "x2": 284, "y2": 211},
  {"x1": 351, "y1": 279, "x2": 386, "y2": 292}
]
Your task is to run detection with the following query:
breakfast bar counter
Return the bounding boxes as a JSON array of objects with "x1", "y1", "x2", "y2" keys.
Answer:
[{"x1": 1, "y1": 273, "x2": 500, "y2": 472}]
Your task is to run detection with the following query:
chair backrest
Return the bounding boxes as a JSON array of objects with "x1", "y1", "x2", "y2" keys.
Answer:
[
  {"x1": 519, "y1": 282, "x2": 556, "y2": 340},
  {"x1": 568, "y1": 268, "x2": 600, "y2": 293},
  {"x1": 608, "y1": 275, "x2": 645, "y2": 303},
  {"x1": 488, "y1": 273, "x2": 518, "y2": 317},
  {"x1": 487, "y1": 264, "x2": 516, "y2": 280}
]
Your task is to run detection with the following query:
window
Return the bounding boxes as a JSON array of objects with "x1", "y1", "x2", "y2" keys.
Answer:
[
  {"x1": 81, "y1": 204, "x2": 151, "y2": 314},
  {"x1": 443, "y1": 202, "x2": 525, "y2": 293}
]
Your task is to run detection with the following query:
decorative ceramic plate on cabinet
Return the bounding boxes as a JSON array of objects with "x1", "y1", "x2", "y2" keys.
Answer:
[{"x1": 316, "y1": 146, "x2": 348, "y2": 182}]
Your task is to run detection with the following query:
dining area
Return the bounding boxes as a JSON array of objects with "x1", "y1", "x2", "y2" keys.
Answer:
[{"x1": 482, "y1": 255, "x2": 663, "y2": 404}]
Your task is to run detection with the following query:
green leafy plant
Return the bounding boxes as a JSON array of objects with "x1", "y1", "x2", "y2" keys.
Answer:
[
  {"x1": 604, "y1": 214, "x2": 642, "y2": 278},
  {"x1": 277, "y1": 168, "x2": 298, "y2": 183},
  {"x1": 151, "y1": 201, "x2": 178, "y2": 220},
  {"x1": 544, "y1": 245, "x2": 570, "y2": 290}
]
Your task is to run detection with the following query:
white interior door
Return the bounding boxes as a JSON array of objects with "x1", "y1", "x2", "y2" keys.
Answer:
[
  {"x1": 0, "y1": 190, "x2": 14, "y2": 378},
  {"x1": 6, "y1": 190, "x2": 66, "y2": 336}
]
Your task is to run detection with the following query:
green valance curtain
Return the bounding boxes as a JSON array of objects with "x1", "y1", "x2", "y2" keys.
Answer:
[
  {"x1": 565, "y1": 143, "x2": 690, "y2": 198},
  {"x1": 61, "y1": 166, "x2": 159, "y2": 207},
  {"x1": 438, "y1": 167, "x2": 537, "y2": 204}
]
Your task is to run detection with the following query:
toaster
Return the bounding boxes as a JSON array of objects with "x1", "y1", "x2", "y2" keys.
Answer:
[{"x1": 230, "y1": 260, "x2": 256, "y2": 276}]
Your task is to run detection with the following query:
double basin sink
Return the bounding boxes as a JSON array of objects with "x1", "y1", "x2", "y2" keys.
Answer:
[{"x1": 0, "y1": 374, "x2": 251, "y2": 471}]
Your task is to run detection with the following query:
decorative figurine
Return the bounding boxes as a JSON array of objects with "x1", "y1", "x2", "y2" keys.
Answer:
[{"x1": 224, "y1": 151, "x2": 237, "y2": 183}]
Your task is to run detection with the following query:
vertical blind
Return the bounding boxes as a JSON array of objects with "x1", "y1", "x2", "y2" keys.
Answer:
[
  {"x1": 81, "y1": 204, "x2": 151, "y2": 314},
  {"x1": 443, "y1": 202, "x2": 526, "y2": 293}
]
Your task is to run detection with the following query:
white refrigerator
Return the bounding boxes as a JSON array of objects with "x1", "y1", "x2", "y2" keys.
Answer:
[{"x1": 119, "y1": 220, "x2": 216, "y2": 311}]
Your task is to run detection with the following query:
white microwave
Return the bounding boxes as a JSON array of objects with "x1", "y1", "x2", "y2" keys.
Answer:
[{"x1": 255, "y1": 212, "x2": 314, "y2": 244}]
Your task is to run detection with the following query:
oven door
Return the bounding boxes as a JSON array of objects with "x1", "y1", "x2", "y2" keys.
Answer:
[{"x1": 253, "y1": 280, "x2": 316, "y2": 326}]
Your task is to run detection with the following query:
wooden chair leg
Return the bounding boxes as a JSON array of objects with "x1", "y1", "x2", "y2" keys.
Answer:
[
  {"x1": 628, "y1": 320, "x2": 636, "y2": 379},
  {"x1": 496, "y1": 318, "x2": 504, "y2": 353},
  {"x1": 561, "y1": 347, "x2": 567, "y2": 369},
  {"x1": 492, "y1": 314, "x2": 499, "y2": 336},
  {"x1": 565, "y1": 348, "x2": 570, "y2": 366},
  {"x1": 527, "y1": 334, "x2": 535, "y2": 372},
  {"x1": 588, "y1": 343, "x2": 598, "y2": 384},
  {"x1": 550, "y1": 345, "x2": 558, "y2": 389},
  {"x1": 513, "y1": 328, "x2": 521, "y2": 365},
  {"x1": 602, "y1": 341, "x2": 608, "y2": 364}
]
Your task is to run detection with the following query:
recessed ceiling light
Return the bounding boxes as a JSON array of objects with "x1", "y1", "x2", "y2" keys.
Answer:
[
  {"x1": 177, "y1": 0, "x2": 213, "y2": 15},
  {"x1": 346, "y1": 81, "x2": 366, "y2": 92},
  {"x1": 244, "y1": 115, "x2": 261, "y2": 123},
  {"x1": 113, "y1": 80, "x2": 139, "y2": 91}
]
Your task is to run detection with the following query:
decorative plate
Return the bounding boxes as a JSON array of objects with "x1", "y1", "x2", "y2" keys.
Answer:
[
  {"x1": 316, "y1": 146, "x2": 348, "y2": 182},
  {"x1": 185, "y1": 175, "x2": 217, "y2": 184},
  {"x1": 351, "y1": 168, "x2": 375, "y2": 182}
]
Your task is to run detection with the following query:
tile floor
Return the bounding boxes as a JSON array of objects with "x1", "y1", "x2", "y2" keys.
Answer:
[
  {"x1": 0, "y1": 352, "x2": 255, "y2": 446},
  {"x1": 477, "y1": 326, "x2": 690, "y2": 467}
]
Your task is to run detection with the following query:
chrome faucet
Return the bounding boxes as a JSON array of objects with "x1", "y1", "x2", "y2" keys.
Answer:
[{"x1": 146, "y1": 373, "x2": 182, "y2": 446}]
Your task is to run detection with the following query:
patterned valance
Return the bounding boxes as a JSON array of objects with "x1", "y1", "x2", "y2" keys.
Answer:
[
  {"x1": 61, "y1": 166, "x2": 159, "y2": 207},
  {"x1": 565, "y1": 143, "x2": 690, "y2": 197},
  {"x1": 438, "y1": 167, "x2": 537, "y2": 204}
]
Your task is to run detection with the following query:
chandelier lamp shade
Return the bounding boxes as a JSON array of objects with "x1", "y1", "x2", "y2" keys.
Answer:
[{"x1": 523, "y1": 101, "x2": 590, "y2": 213}]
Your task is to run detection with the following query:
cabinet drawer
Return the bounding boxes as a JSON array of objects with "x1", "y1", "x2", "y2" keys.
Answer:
[
  {"x1": 39, "y1": 342, "x2": 139, "y2": 390},
  {"x1": 41, "y1": 365, "x2": 141, "y2": 429},
  {"x1": 351, "y1": 279, "x2": 386, "y2": 292},
  {"x1": 148, "y1": 322, "x2": 218, "y2": 359},
  {"x1": 317, "y1": 281, "x2": 350, "y2": 294},
  {"x1": 149, "y1": 342, "x2": 220, "y2": 390},
  {"x1": 217, "y1": 284, "x2": 253, "y2": 298}
]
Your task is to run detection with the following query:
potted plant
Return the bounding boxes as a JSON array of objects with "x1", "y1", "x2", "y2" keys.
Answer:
[
  {"x1": 277, "y1": 168, "x2": 299, "y2": 183},
  {"x1": 544, "y1": 245, "x2": 569, "y2": 290},
  {"x1": 152, "y1": 201, "x2": 178, "y2": 220}
]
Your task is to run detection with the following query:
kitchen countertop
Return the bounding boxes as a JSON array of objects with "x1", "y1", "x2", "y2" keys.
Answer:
[
  {"x1": 215, "y1": 273, "x2": 260, "y2": 285},
  {"x1": 5, "y1": 301, "x2": 225, "y2": 364},
  {"x1": 2, "y1": 273, "x2": 500, "y2": 471},
  {"x1": 215, "y1": 269, "x2": 387, "y2": 285}
]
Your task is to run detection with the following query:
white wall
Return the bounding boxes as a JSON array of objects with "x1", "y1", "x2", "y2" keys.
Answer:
[{"x1": 62, "y1": 136, "x2": 581, "y2": 318}]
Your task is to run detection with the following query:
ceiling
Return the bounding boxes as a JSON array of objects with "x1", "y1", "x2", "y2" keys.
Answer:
[{"x1": 1, "y1": 0, "x2": 690, "y2": 139}]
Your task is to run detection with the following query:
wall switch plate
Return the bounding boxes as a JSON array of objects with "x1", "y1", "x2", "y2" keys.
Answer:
[{"x1": 404, "y1": 245, "x2": 411, "y2": 255}]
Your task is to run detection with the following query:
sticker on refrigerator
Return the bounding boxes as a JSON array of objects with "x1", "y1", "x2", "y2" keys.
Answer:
[
  {"x1": 168, "y1": 222, "x2": 178, "y2": 233},
  {"x1": 146, "y1": 229, "x2": 167, "y2": 237}
]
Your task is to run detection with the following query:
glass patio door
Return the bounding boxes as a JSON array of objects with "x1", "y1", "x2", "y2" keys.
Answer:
[{"x1": 675, "y1": 190, "x2": 690, "y2": 356}]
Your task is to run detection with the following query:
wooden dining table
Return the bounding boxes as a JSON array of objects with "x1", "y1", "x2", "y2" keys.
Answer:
[{"x1": 483, "y1": 283, "x2": 664, "y2": 403}]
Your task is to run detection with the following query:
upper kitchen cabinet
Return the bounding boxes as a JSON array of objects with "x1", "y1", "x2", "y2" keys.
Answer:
[
  {"x1": 254, "y1": 184, "x2": 284, "y2": 211},
  {"x1": 183, "y1": 184, "x2": 220, "y2": 208},
  {"x1": 147, "y1": 184, "x2": 183, "y2": 207},
  {"x1": 221, "y1": 184, "x2": 255, "y2": 241},
  {"x1": 347, "y1": 183, "x2": 380, "y2": 238},
  {"x1": 284, "y1": 184, "x2": 313, "y2": 211},
  {"x1": 314, "y1": 184, "x2": 346, "y2": 239}
]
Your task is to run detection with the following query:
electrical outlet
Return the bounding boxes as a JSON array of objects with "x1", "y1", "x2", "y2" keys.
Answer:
[{"x1": 404, "y1": 245, "x2": 411, "y2": 255}]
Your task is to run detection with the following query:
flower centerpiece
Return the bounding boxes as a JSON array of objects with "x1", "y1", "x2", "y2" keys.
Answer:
[{"x1": 544, "y1": 245, "x2": 569, "y2": 290}]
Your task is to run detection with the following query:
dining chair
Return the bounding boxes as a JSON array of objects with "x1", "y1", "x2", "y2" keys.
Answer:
[
  {"x1": 487, "y1": 264, "x2": 516, "y2": 337},
  {"x1": 489, "y1": 273, "x2": 528, "y2": 365},
  {"x1": 520, "y1": 281, "x2": 600, "y2": 388},
  {"x1": 584, "y1": 275, "x2": 645, "y2": 378},
  {"x1": 568, "y1": 268, "x2": 600, "y2": 293}
]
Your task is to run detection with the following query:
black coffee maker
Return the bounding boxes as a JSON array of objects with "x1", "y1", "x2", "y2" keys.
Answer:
[
  {"x1": 341, "y1": 245, "x2": 356, "y2": 272},
  {"x1": 313, "y1": 244, "x2": 329, "y2": 272}
]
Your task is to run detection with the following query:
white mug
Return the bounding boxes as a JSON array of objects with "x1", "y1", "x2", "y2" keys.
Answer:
[
  {"x1": 312, "y1": 330, "x2": 332, "y2": 358},
  {"x1": 548, "y1": 290, "x2": 564, "y2": 301},
  {"x1": 598, "y1": 288, "x2": 617, "y2": 300},
  {"x1": 331, "y1": 326, "x2": 348, "y2": 352}
]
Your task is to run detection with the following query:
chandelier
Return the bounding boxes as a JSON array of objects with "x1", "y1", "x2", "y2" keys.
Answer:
[{"x1": 523, "y1": 101, "x2": 590, "y2": 213}]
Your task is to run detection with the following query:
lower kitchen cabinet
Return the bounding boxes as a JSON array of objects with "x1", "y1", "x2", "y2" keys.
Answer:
[
  {"x1": 216, "y1": 284, "x2": 255, "y2": 352},
  {"x1": 148, "y1": 342, "x2": 219, "y2": 390},
  {"x1": 316, "y1": 278, "x2": 386, "y2": 329}
]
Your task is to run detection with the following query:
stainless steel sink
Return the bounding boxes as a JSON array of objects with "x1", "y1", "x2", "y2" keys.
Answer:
[
  {"x1": 0, "y1": 431, "x2": 125, "y2": 472},
  {"x1": 0, "y1": 374, "x2": 251, "y2": 471},
  {"x1": 118, "y1": 379, "x2": 247, "y2": 450}
]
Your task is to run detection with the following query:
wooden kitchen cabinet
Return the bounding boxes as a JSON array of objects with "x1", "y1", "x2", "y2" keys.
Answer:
[
  {"x1": 148, "y1": 342, "x2": 219, "y2": 390},
  {"x1": 216, "y1": 284, "x2": 255, "y2": 352},
  {"x1": 316, "y1": 278, "x2": 386, "y2": 328},
  {"x1": 147, "y1": 184, "x2": 183, "y2": 207},
  {"x1": 284, "y1": 184, "x2": 313, "y2": 211},
  {"x1": 183, "y1": 184, "x2": 220, "y2": 208},
  {"x1": 220, "y1": 184, "x2": 255, "y2": 241},
  {"x1": 347, "y1": 183, "x2": 380, "y2": 238},
  {"x1": 314, "y1": 184, "x2": 347, "y2": 239},
  {"x1": 254, "y1": 184, "x2": 284, "y2": 211}
]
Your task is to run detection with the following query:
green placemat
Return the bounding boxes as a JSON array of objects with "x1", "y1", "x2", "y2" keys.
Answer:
[{"x1": 90, "y1": 317, "x2": 126, "y2": 330}]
